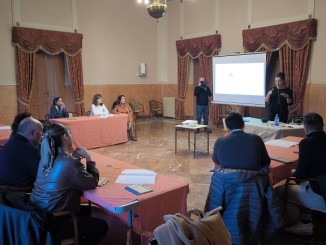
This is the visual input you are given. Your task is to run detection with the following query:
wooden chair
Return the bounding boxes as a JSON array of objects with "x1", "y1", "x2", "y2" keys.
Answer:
[
  {"x1": 86, "y1": 111, "x2": 91, "y2": 116},
  {"x1": 216, "y1": 105, "x2": 232, "y2": 127},
  {"x1": 149, "y1": 100, "x2": 163, "y2": 118},
  {"x1": 0, "y1": 184, "x2": 79, "y2": 245},
  {"x1": 129, "y1": 101, "x2": 144, "y2": 119}
]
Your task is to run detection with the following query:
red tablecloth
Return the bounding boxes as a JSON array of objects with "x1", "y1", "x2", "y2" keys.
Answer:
[
  {"x1": 50, "y1": 115, "x2": 128, "y2": 149},
  {"x1": 267, "y1": 136, "x2": 302, "y2": 185},
  {"x1": 0, "y1": 125, "x2": 11, "y2": 146},
  {"x1": 83, "y1": 152, "x2": 189, "y2": 242}
]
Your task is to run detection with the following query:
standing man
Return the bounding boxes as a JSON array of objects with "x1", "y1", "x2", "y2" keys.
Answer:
[
  {"x1": 283, "y1": 112, "x2": 326, "y2": 235},
  {"x1": 194, "y1": 77, "x2": 212, "y2": 130}
]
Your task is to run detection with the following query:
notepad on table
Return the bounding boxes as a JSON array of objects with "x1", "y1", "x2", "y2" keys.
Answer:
[
  {"x1": 125, "y1": 184, "x2": 153, "y2": 195},
  {"x1": 116, "y1": 169, "x2": 157, "y2": 184},
  {"x1": 98, "y1": 177, "x2": 109, "y2": 187},
  {"x1": 270, "y1": 157, "x2": 293, "y2": 163}
]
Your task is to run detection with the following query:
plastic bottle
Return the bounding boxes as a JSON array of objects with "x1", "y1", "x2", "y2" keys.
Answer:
[{"x1": 274, "y1": 114, "x2": 280, "y2": 126}]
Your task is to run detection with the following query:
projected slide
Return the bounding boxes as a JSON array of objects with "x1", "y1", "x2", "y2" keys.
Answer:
[{"x1": 212, "y1": 52, "x2": 267, "y2": 107}]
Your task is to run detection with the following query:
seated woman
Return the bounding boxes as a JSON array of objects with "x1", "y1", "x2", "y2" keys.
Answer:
[
  {"x1": 49, "y1": 97, "x2": 69, "y2": 119},
  {"x1": 90, "y1": 94, "x2": 110, "y2": 116},
  {"x1": 112, "y1": 95, "x2": 137, "y2": 141},
  {"x1": 29, "y1": 123, "x2": 108, "y2": 244}
]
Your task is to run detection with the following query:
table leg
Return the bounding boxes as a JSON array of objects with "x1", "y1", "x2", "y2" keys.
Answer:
[
  {"x1": 207, "y1": 130, "x2": 209, "y2": 155},
  {"x1": 194, "y1": 130, "x2": 196, "y2": 158},
  {"x1": 188, "y1": 130, "x2": 190, "y2": 151},
  {"x1": 175, "y1": 129, "x2": 177, "y2": 154}
]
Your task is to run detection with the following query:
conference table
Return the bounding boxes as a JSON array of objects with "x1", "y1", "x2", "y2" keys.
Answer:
[
  {"x1": 266, "y1": 136, "x2": 302, "y2": 185},
  {"x1": 83, "y1": 151, "x2": 189, "y2": 244},
  {"x1": 243, "y1": 117, "x2": 305, "y2": 142},
  {"x1": 50, "y1": 115, "x2": 128, "y2": 149},
  {"x1": 0, "y1": 125, "x2": 11, "y2": 147}
]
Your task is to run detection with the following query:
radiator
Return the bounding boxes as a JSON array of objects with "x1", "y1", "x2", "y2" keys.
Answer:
[{"x1": 163, "y1": 97, "x2": 175, "y2": 118}]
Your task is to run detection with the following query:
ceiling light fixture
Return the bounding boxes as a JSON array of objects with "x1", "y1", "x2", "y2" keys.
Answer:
[{"x1": 138, "y1": 0, "x2": 167, "y2": 20}]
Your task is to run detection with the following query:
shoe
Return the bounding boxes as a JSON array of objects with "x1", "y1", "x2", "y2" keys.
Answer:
[
  {"x1": 131, "y1": 138, "x2": 138, "y2": 141},
  {"x1": 285, "y1": 222, "x2": 314, "y2": 236}
]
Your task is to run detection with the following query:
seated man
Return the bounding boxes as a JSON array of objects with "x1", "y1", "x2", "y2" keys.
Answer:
[
  {"x1": 205, "y1": 112, "x2": 283, "y2": 244},
  {"x1": 0, "y1": 117, "x2": 43, "y2": 187},
  {"x1": 283, "y1": 112, "x2": 326, "y2": 235}
]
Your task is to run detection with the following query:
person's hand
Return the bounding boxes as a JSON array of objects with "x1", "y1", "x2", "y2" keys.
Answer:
[
  {"x1": 281, "y1": 92, "x2": 289, "y2": 98},
  {"x1": 268, "y1": 88, "x2": 274, "y2": 95},
  {"x1": 74, "y1": 147, "x2": 91, "y2": 161},
  {"x1": 59, "y1": 103, "x2": 65, "y2": 109}
]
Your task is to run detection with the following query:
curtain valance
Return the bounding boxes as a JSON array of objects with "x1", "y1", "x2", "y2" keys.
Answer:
[
  {"x1": 176, "y1": 34, "x2": 221, "y2": 58},
  {"x1": 12, "y1": 27, "x2": 83, "y2": 56},
  {"x1": 242, "y1": 19, "x2": 317, "y2": 52}
]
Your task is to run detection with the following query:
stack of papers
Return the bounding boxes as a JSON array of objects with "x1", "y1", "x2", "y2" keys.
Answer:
[
  {"x1": 265, "y1": 139, "x2": 298, "y2": 148},
  {"x1": 0, "y1": 126, "x2": 11, "y2": 131},
  {"x1": 116, "y1": 169, "x2": 157, "y2": 184}
]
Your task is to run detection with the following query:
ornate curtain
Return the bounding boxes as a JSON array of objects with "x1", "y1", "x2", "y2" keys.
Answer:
[
  {"x1": 12, "y1": 27, "x2": 85, "y2": 115},
  {"x1": 242, "y1": 19, "x2": 317, "y2": 116},
  {"x1": 176, "y1": 34, "x2": 221, "y2": 121}
]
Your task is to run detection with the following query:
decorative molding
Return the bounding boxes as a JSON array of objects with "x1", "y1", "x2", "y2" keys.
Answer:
[
  {"x1": 247, "y1": 0, "x2": 315, "y2": 29},
  {"x1": 12, "y1": 0, "x2": 78, "y2": 33}
]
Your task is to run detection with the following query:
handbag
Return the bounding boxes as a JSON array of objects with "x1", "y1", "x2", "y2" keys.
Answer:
[{"x1": 151, "y1": 206, "x2": 231, "y2": 245}]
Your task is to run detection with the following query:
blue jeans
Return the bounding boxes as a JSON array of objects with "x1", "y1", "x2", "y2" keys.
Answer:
[{"x1": 196, "y1": 105, "x2": 209, "y2": 125}]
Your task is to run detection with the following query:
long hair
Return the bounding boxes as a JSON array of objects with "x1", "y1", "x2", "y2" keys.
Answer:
[
  {"x1": 41, "y1": 123, "x2": 68, "y2": 175},
  {"x1": 92, "y1": 94, "x2": 102, "y2": 106},
  {"x1": 52, "y1": 96, "x2": 62, "y2": 106}
]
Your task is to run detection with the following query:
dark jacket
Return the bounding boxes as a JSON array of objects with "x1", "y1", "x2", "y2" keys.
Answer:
[
  {"x1": 194, "y1": 85, "x2": 212, "y2": 106},
  {"x1": 267, "y1": 87, "x2": 293, "y2": 123},
  {"x1": 295, "y1": 131, "x2": 326, "y2": 196},
  {"x1": 213, "y1": 130, "x2": 270, "y2": 170},
  {"x1": 30, "y1": 149, "x2": 99, "y2": 212},
  {"x1": 49, "y1": 105, "x2": 69, "y2": 119},
  {"x1": 205, "y1": 167, "x2": 284, "y2": 245},
  {"x1": 0, "y1": 134, "x2": 40, "y2": 187}
]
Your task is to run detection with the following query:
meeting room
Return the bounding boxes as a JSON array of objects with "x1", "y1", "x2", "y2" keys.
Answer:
[{"x1": 1, "y1": 0, "x2": 326, "y2": 244}]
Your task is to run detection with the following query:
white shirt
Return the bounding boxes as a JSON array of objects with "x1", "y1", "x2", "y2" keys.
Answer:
[{"x1": 90, "y1": 104, "x2": 109, "y2": 116}]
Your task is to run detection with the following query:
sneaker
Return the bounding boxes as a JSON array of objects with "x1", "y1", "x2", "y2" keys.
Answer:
[
  {"x1": 204, "y1": 128, "x2": 212, "y2": 133},
  {"x1": 285, "y1": 222, "x2": 314, "y2": 236}
]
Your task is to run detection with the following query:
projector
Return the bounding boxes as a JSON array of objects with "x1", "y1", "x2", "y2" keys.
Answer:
[{"x1": 182, "y1": 120, "x2": 198, "y2": 127}]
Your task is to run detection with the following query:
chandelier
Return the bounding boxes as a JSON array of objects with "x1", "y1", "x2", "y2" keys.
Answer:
[{"x1": 137, "y1": 0, "x2": 167, "y2": 20}]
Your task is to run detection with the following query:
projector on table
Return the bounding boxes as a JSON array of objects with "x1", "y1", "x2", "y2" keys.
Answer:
[{"x1": 182, "y1": 120, "x2": 198, "y2": 127}]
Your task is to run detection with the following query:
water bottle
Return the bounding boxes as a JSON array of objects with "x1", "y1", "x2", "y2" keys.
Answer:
[{"x1": 274, "y1": 114, "x2": 280, "y2": 126}]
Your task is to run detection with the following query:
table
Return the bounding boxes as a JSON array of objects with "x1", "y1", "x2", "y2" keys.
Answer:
[
  {"x1": 50, "y1": 115, "x2": 128, "y2": 149},
  {"x1": 175, "y1": 125, "x2": 210, "y2": 158},
  {"x1": 267, "y1": 136, "x2": 302, "y2": 185},
  {"x1": 0, "y1": 125, "x2": 11, "y2": 147},
  {"x1": 83, "y1": 152, "x2": 189, "y2": 244},
  {"x1": 243, "y1": 117, "x2": 305, "y2": 142}
]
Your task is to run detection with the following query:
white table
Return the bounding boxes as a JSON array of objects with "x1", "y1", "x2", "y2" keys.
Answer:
[
  {"x1": 175, "y1": 124, "x2": 210, "y2": 158},
  {"x1": 243, "y1": 117, "x2": 305, "y2": 142}
]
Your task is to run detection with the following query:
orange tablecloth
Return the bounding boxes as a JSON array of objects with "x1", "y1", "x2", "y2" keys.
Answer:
[
  {"x1": 267, "y1": 136, "x2": 302, "y2": 185},
  {"x1": 83, "y1": 152, "x2": 189, "y2": 242},
  {"x1": 50, "y1": 115, "x2": 128, "y2": 149},
  {"x1": 0, "y1": 125, "x2": 11, "y2": 146}
]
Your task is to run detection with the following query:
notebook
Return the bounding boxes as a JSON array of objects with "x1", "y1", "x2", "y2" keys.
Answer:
[
  {"x1": 125, "y1": 184, "x2": 153, "y2": 195},
  {"x1": 270, "y1": 157, "x2": 293, "y2": 163},
  {"x1": 98, "y1": 177, "x2": 110, "y2": 187}
]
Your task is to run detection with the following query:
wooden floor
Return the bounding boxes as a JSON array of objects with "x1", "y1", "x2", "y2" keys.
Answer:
[{"x1": 90, "y1": 118, "x2": 326, "y2": 245}]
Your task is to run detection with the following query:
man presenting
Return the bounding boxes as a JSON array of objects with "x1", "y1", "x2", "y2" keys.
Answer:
[{"x1": 194, "y1": 77, "x2": 212, "y2": 130}]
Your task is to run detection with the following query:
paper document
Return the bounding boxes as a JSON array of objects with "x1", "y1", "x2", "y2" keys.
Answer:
[
  {"x1": 116, "y1": 169, "x2": 157, "y2": 184},
  {"x1": 265, "y1": 139, "x2": 298, "y2": 148},
  {"x1": 270, "y1": 157, "x2": 293, "y2": 163},
  {"x1": 0, "y1": 126, "x2": 11, "y2": 131}
]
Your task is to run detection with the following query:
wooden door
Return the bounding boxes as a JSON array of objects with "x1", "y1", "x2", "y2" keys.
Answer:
[{"x1": 30, "y1": 52, "x2": 73, "y2": 120}]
